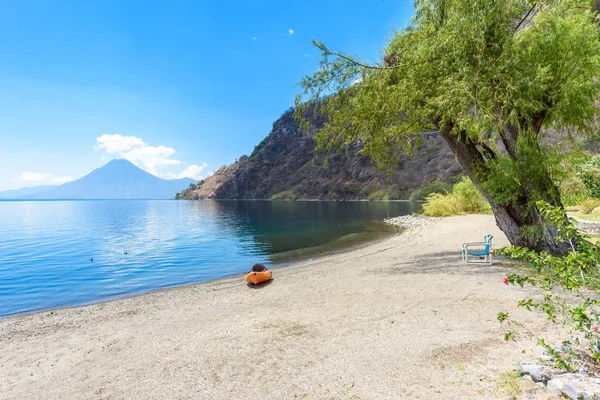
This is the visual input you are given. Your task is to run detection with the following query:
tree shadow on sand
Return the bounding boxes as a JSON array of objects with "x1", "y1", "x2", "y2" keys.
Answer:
[{"x1": 372, "y1": 251, "x2": 511, "y2": 276}]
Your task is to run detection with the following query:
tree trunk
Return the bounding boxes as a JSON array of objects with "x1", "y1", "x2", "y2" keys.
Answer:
[{"x1": 438, "y1": 124, "x2": 571, "y2": 255}]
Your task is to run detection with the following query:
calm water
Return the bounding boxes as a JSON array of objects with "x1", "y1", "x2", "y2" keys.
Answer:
[{"x1": 0, "y1": 200, "x2": 420, "y2": 317}]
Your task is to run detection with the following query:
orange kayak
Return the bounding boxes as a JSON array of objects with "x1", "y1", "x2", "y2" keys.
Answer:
[{"x1": 245, "y1": 270, "x2": 272, "y2": 285}]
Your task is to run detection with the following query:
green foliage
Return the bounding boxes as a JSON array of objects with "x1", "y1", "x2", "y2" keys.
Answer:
[
  {"x1": 295, "y1": 0, "x2": 600, "y2": 251},
  {"x1": 554, "y1": 151, "x2": 592, "y2": 207},
  {"x1": 296, "y1": 0, "x2": 600, "y2": 170},
  {"x1": 368, "y1": 189, "x2": 390, "y2": 201},
  {"x1": 271, "y1": 190, "x2": 299, "y2": 201},
  {"x1": 498, "y1": 201, "x2": 600, "y2": 370},
  {"x1": 579, "y1": 155, "x2": 600, "y2": 198},
  {"x1": 579, "y1": 198, "x2": 600, "y2": 214},
  {"x1": 250, "y1": 137, "x2": 269, "y2": 159},
  {"x1": 409, "y1": 179, "x2": 453, "y2": 201},
  {"x1": 367, "y1": 185, "x2": 407, "y2": 201},
  {"x1": 422, "y1": 177, "x2": 491, "y2": 216}
]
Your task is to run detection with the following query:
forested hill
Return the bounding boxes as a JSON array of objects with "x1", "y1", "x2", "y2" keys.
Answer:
[{"x1": 177, "y1": 108, "x2": 463, "y2": 200}]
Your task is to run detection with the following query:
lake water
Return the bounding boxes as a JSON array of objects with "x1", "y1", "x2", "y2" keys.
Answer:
[{"x1": 0, "y1": 200, "x2": 420, "y2": 317}]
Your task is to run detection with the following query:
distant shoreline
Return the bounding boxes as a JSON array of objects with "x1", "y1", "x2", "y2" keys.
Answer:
[{"x1": 0, "y1": 198, "x2": 426, "y2": 202}]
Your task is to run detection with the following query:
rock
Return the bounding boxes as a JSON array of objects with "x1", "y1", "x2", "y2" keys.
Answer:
[
  {"x1": 519, "y1": 362, "x2": 560, "y2": 383},
  {"x1": 175, "y1": 106, "x2": 461, "y2": 200},
  {"x1": 547, "y1": 373, "x2": 600, "y2": 400}
]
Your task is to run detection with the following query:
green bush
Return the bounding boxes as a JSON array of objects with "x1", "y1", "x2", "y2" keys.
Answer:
[
  {"x1": 271, "y1": 190, "x2": 298, "y2": 201},
  {"x1": 367, "y1": 185, "x2": 407, "y2": 201},
  {"x1": 579, "y1": 198, "x2": 600, "y2": 214},
  {"x1": 368, "y1": 189, "x2": 390, "y2": 201},
  {"x1": 579, "y1": 155, "x2": 600, "y2": 198},
  {"x1": 409, "y1": 179, "x2": 453, "y2": 201},
  {"x1": 422, "y1": 177, "x2": 491, "y2": 217},
  {"x1": 498, "y1": 202, "x2": 600, "y2": 371},
  {"x1": 557, "y1": 152, "x2": 591, "y2": 206}
]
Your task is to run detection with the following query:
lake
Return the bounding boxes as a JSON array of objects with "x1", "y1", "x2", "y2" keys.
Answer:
[{"x1": 0, "y1": 200, "x2": 420, "y2": 317}]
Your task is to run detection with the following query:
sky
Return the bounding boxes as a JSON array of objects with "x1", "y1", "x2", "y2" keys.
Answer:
[{"x1": 0, "y1": 0, "x2": 414, "y2": 191}]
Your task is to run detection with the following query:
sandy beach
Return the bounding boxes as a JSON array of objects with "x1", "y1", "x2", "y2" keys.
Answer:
[{"x1": 1, "y1": 214, "x2": 563, "y2": 399}]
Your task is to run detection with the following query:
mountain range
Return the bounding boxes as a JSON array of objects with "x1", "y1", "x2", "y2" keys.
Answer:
[
  {"x1": 1, "y1": 159, "x2": 195, "y2": 200},
  {"x1": 0, "y1": 185, "x2": 58, "y2": 199}
]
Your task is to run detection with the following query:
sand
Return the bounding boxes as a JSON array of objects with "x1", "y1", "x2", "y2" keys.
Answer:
[{"x1": 0, "y1": 214, "x2": 564, "y2": 399}]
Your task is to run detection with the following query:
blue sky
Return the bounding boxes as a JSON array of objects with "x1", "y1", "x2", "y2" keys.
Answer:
[{"x1": 0, "y1": 0, "x2": 414, "y2": 190}]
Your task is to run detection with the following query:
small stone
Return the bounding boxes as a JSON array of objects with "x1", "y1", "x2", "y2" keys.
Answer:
[{"x1": 519, "y1": 362, "x2": 561, "y2": 383}]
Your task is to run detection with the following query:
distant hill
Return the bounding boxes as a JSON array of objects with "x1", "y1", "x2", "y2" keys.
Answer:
[
  {"x1": 0, "y1": 185, "x2": 57, "y2": 199},
  {"x1": 177, "y1": 108, "x2": 462, "y2": 200},
  {"x1": 21, "y1": 159, "x2": 195, "y2": 200}
]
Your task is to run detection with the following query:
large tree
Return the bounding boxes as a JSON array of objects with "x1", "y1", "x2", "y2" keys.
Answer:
[{"x1": 296, "y1": 0, "x2": 600, "y2": 254}]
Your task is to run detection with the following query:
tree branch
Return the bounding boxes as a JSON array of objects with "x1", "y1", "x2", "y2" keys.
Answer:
[
  {"x1": 312, "y1": 40, "x2": 439, "y2": 72},
  {"x1": 313, "y1": 40, "x2": 390, "y2": 70},
  {"x1": 514, "y1": 2, "x2": 538, "y2": 33}
]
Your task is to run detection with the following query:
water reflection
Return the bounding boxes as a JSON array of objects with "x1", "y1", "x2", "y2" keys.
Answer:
[{"x1": 0, "y1": 200, "x2": 420, "y2": 316}]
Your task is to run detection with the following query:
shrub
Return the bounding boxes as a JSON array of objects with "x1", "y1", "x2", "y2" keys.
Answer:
[
  {"x1": 271, "y1": 190, "x2": 298, "y2": 201},
  {"x1": 498, "y1": 201, "x2": 600, "y2": 371},
  {"x1": 579, "y1": 198, "x2": 600, "y2": 214},
  {"x1": 368, "y1": 189, "x2": 389, "y2": 201},
  {"x1": 421, "y1": 193, "x2": 462, "y2": 216},
  {"x1": 422, "y1": 177, "x2": 491, "y2": 216},
  {"x1": 579, "y1": 155, "x2": 600, "y2": 198},
  {"x1": 367, "y1": 185, "x2": 408, "y2": 201},
  {"x1": 409, "y1": 179, "x2": 453, "y2": 201},
  {"x1": 546, "y1": 151, "x2": 591, "y2": 207}
]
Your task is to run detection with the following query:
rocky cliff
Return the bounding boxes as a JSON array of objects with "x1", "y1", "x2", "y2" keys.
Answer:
[{"x1": 177, "y1": 108, "x2": 462, "y2": 200}]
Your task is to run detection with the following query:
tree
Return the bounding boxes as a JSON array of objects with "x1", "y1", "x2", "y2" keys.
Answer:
[{"x1": 296, "y1": 0, "x2": 600, "y2": 254}]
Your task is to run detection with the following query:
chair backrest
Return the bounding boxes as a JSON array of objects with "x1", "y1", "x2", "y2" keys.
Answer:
[{"x1": 484, "y1": 234, "x2": 493, "y2": 244}]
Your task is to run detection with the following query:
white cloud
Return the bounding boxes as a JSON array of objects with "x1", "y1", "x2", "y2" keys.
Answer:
[
  {"x1": 21, "y1": 172, "x2": 74, "y2": 185},
  {"x1": 95, "y1": 134, "x2": 181, "y2": 176},
  {"x1": 94, "y1": 133, "x2": 207, "y2": 180},
  {"x1": 303, "y1": 53, "x2": 310, "y2": 58},
  {"x1": 253, "y1": 37, "x2": 257, "y2": 41},
  {"x1": 178, "y1": 163, "x2": 208, "y2": 180},
  {"x1": 352, "y1": 76, "x2": 363, "y2": 85},
  {"x1": 288, "y1": 29, "x2": 294, "y2": 35},
  {"x1": 95, "y1": 134, "x2": 144, "y2": 154}
]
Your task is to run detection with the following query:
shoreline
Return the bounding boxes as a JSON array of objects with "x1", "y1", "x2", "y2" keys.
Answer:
[
  {"x1": 0, "y1": 220, "x2": 403, "y2": 320},
  {"x1": 0, "y1": 229, "x2": 398, "y2": 321},
  {"x1": 1, "y1": 214, "x2": 562, "y2": 399}
]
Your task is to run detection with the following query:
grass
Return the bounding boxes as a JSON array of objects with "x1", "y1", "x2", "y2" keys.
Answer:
[
  {"x1": 422, "y1": 177, "x2": 492, "y2": 217},
  {"x1": 570, "y1": 211, "x2": 600, "y2": 222},
  {"x1": 496, "y1": 370, "x2": 522, "y2": 400}
]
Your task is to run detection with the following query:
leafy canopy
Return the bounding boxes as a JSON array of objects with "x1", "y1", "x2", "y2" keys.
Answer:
[{"x1": 296, "y1": 0, "x2": 600, "y2": 170}]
